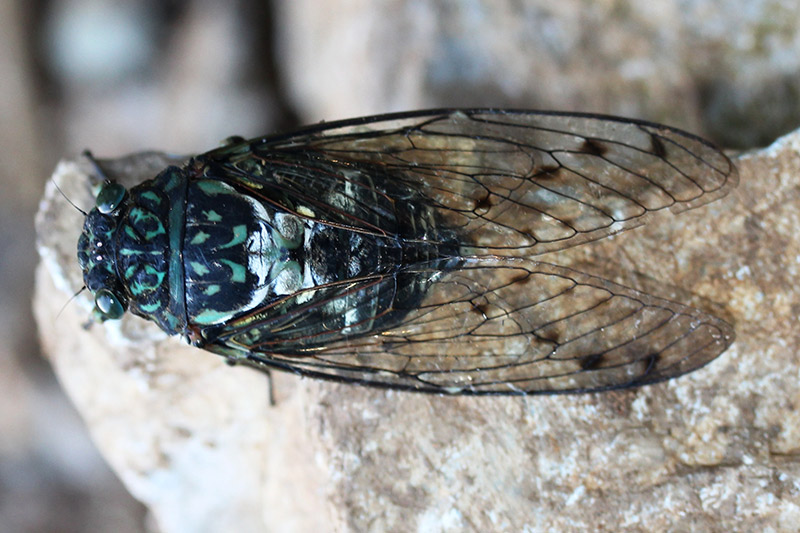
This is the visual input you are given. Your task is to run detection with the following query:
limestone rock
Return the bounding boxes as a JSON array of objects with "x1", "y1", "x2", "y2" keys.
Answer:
[{"x1": 35, "y1": 128, "x2": 800, "y2": 531}]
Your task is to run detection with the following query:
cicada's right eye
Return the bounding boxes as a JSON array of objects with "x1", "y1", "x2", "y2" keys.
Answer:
[
  {"x1": 94, "y1": 288, "x2": 125, "y2": 320},
  {"x1": 95, "y1": 182, "x2": 126, "y2": 214}
]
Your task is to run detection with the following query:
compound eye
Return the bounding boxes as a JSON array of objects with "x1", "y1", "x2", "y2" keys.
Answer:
[
  {"x1": 96, "y1": 182, "x2": 126, "y2": 214},
  {"x1": 95, "y1": 288, "x2": 124, "y2": 319}
]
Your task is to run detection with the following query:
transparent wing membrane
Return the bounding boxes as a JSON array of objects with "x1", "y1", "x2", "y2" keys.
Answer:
[
  {"x1": 227, "y1": 260, "x2": 733, "y2": 394},
  {"x1": 195, "y1": 109, "x2": 736, "y2": 394},
  {"x1": 227, "y1": 109, "x2": 737, "y2": 254}
]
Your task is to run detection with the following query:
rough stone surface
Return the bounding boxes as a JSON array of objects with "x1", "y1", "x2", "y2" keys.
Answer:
[
  {"x1": 276, "y1": 0, "x2": 800, "y2": 148},
  {"x1": 35, "y1": 128, "x2": 800, "y2": 531}
]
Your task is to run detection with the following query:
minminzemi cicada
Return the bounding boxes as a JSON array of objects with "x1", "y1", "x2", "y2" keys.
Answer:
[{"x1": 78, "y1": 109, "x2": 737, "y2": 395}]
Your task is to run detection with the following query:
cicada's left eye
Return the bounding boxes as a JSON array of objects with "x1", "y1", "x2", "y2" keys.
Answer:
[
  {"x1": 94, "y1": 288, "x2": 125, "y2": 319},
  {"x1": 95, "y1": 182, "x2": 126, "y2": 214}
]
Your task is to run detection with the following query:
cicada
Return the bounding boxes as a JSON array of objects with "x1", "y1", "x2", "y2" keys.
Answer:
[{"x1": 77, "y1": 109, "x2": 737, "y2": 394}]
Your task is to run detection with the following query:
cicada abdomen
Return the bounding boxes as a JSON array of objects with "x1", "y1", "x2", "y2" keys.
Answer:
[{"x1": 77, "y1": 109, "x2": 737, "y2": 394}]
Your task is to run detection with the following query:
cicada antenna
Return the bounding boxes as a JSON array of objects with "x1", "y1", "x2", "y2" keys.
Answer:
[
  {"x1": 82, "y1": 149, "x2": 112, "y2": 184},
  {"x1": 52, "y1": 180, "x2": 87, "y2": 217},
  {"x1": 57, "y1": 285, "x2": 87, "y2": 320}
]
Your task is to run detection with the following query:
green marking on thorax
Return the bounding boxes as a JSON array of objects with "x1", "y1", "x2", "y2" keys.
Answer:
[
  {"x1": 204, "y1": 210, "x2": 223, "y2": 222},
  {"x1": 190, "y1": 261, "x2": 210, "y2": 276},
  {"x1": 140, "y1": 190, "x2": 161, "y2": 204},
  {"x1": 129, "y1": 207, "x2": 166, "y2": 240},
  {"x1": 219, "y1": 259, "x2": 246, "y2": 283},
  {"x1": 193, "y1": 308, "x2": 234, "y2": 325},
  {"x1": 191, "y1": 231, "x2": 211, "y2": 245},
  {"x1": 140, "y1": 301, "x2": 162, "y2": 313},
  {"x1": 162, "y1": 170, "x2": 182, "y2": 192},
  {"x1": 221, "y1": 225, "x2": 248, "y2": 249},
  {"x1": 196, "y1": 179, "x2": 233, "y2": 195},
  {"x1": 128, "y1": 265, "x2": 166, "y2": 295}
]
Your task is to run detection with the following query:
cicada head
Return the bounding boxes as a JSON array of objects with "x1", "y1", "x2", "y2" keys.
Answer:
[
  {"x1": 77, "y1": 182, "x2": 131, "y2": 323},
  {"x1": 77, "y1": 169, "x2": 188, "y2": 335}
]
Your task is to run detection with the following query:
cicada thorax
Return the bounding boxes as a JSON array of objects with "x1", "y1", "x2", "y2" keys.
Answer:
[
  {"x1": 181, "y1": 153, "x2": 459, "y2": 351},
  {"x1": 78, "y1": 153, "x2": 458, "y2": 347}
]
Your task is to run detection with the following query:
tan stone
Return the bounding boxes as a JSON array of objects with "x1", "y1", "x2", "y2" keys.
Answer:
[{"x1": 35, "y1": 127, "x2": 800, "y2": 532}]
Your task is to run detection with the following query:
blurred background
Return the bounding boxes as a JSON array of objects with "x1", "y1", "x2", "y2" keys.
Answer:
[{"x1": 4, "y1": 0, "x2": 800, "y2": 531}]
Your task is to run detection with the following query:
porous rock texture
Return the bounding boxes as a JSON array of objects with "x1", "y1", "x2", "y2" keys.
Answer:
[{"x1": 35, "y1": 130, "x2": 800, "y2": 532}]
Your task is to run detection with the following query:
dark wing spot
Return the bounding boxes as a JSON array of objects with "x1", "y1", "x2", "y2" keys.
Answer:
[
  {"x1": 473, "y1": 193, "x2": 493, "y2": 213},
  {"x1": 471, "y1": 303, "x2": 489, "y2": 318},
  {"x1": 650, "y1": 134, "x2": 667, "y2": 158},
  {"x1": 535, "y1": 165, "x2": 561, "y2": 180},
  {"x1": 510, "y1": 273, "x2": 532, "y2": 285},
  {"x1": 640, "y1": 352, "x2": 660, "y2": 376},
  {"x1": 626, "y1": 353, "x2": 662, "y2": 385},
  {"x1": 537, "y1": 330, "x2": 562, "y2": 344},
  {"x1": 581, "y1": 138, "x2": 608, "y2": 157},
  {"x1": 580, "y1": 353, "x2": 605, "y2": 371}
]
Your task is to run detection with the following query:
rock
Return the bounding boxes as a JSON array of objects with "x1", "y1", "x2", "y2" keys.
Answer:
[
  {"x1": 276, "y1": 0, "x2": 800, "y2": 148},
  {"x1": 34, "y1": 0, "x2": 800, "y2": 530},
  {"x1": 34, "y1": 128, "x2": 800, "y2": 531}
]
